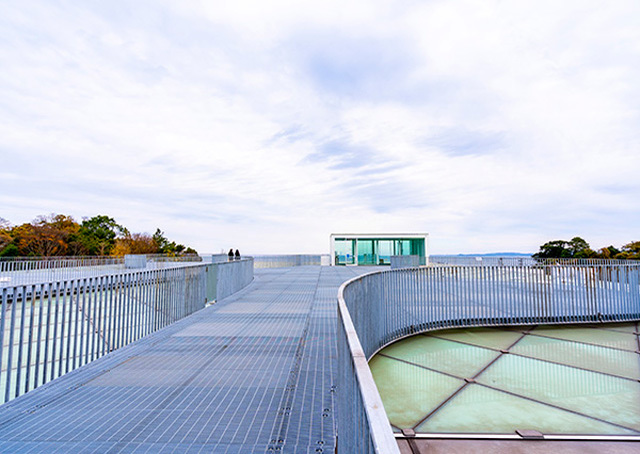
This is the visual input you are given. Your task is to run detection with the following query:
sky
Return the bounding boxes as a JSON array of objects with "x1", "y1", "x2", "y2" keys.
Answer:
[{"x1": 1, "y1": 0, "x2": 639, "y2": 255}]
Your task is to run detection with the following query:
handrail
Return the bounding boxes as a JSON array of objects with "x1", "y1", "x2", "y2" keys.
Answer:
[
  {"x1": 0, "y1": 255, "x2": 203, "y2": 287},
  {"x1": 252, "y1": 254, "x2": 330, "y2": 268},
  {"x1": 429, "y1": 256, "x2": 640, "y2": 266},
  {"x1": 337, "y1": 263, "x2": 640, "y2": 453},
  {"x1": 337, "y1": 274, "x2": 402, "y2": 454}
]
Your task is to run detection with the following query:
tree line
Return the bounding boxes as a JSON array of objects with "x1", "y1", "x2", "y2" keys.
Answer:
[
  {"x1": 0, "y1": 214, "x2": 197, "y2": 258},
  {"x1": 533, "y1": 237, "x2": 640, "y2": 260}
]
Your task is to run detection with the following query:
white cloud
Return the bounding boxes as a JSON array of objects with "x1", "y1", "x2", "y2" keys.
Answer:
[{"x1": 0, "y1": 0, "x2": 639, "y2": 254}]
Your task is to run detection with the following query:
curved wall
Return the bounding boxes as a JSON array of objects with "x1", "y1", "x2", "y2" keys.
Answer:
[{"x1": 337, "y1": 264, "x2": 640, "y2": 454}]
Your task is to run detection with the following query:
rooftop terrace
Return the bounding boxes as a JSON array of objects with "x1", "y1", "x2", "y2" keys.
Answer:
[{"x1": 0, "y1": 257, "x2": 638, "y2": 453}]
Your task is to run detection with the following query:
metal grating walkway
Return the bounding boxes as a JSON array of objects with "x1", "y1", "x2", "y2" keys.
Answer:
[{"x1": 0, "y1": 266, "x2": 367, "y2": 453}]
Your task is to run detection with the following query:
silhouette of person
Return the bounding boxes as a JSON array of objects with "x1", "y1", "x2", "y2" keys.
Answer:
[
  {"x1": 228, "y1": 248, "x2": 234, "y2": 261},
  {"x1": 235, "y1": 249, "x2": 241, "y2": 260}
]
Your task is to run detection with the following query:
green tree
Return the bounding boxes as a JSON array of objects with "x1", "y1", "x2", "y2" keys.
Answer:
[
  {"x1": 533, "y1": 240, "x2": 572, "y2": 259},
  {"x1": 568, "y1": 237, "x2": 594, "y2": 258},
  {"x1": 0, "y1": 244, "x2": 19, "y2": 257},
  {"x1": 79, "y1": 215, "x2": 126, "y2": 256},
  {"x1": 533, "y1": 237, "x2": 595, "y2": 259},
  {"x1": 151, "y1": 229, "x2": 196, "y2": 255},
  {"x1": 152, "y1": 229, "x2": 171, "y2": 253}
]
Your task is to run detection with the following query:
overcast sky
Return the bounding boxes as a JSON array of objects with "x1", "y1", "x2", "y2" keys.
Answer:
[{"x1": 1, "y1": 0, "x2": 639, "y2": 254}]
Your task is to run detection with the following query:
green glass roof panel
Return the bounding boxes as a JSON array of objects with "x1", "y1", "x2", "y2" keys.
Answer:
[
  {"x1": 379, "y1": 335, "x2": 500, "y2": 378},
  {"x1": 476, "y1": 354, "x2": 640, "y2": 432},
  {"x1": 512, "y1": 334, "x2": 640, "y2": 380},
  {"x1": 417, "y1": 384, "x2": 635, "y2": 435},
  {"x1": 429, "y1": 327, "x2": 524, "y2": 350},
  {"x1": 595, "y1": 323, "x2": 638, "y2": 334},
  {"x1": 530, "y1": 325, "x2": 638, "y2": 351},
  {"x1": 368, "y1": 355, "x2": 464, "y2": 429}
]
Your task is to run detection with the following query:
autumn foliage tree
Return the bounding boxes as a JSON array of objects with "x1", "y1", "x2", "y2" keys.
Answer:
[
  {"x1": 112, "y1": 232, "x2": 159, "y2": 256},
  {"x1": 11, "y1": 214, "x2": 80, "y2": 257},
  {"x1": 0, "y1": 214, "x2": 197, "y2": 257}
]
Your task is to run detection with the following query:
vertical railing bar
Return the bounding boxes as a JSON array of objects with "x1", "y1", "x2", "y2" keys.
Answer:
[
  {"x1": 130, "y1": 272, "x2": 137, "y2": 344},
  {"x1": 57, "y1": 281, "x2": 67, "y2": 379},
  {"x1": 64, "y1": 280, "x2": 75, "y2": 376},
  {"x1": 42, "y1": 282, "x2": 53, "y2": 386},
  {"x1": 136, "y1": 270, "x2": 144, "y2": 341},
  {"x1": 34, "y1": 284, "x2": 46, "y2": 390},
  {"x1": 130, "y1": 271, "x2": 137, "y2": 344},
  {"x1": 138, "y1": 270, "x2": 145, "y2": 341},
  {"x1": 96, "y1": 275, "x2": 105, "y2": 358},
  {"x1": 87, "y1": 276, "x2": 96, "y2": 363},
  {"x1": 85, "y1": 277, "x2": 94, "y2": 365},
  {"x1": 616, "y1": 266, "x2": 624, "y2": 320},
  {"x1": 151, "y1": 271, "x2": 158, "y2": 333},
  {"x1": 24, "y1": 284, "x2": 37, "y2": 395},
  {"x1": 86, "y1": 277, "x2": 94, "y2": 363},
  {"x1": 15, "y1": 285, "x2": 29, "y2": 399},
  {"x1": 623, "y1": 265, "x2": 631, "y2": 319},
  {"x1": 107, "y1": 274, "x2": 116, "y2": 352},
  {"x1": 140, "y1": 270, "x2": 147, "y2": 339},
  {"x1": 0, "y1": 288, "x2": 8, "y2": 404},
  {"x1": 115, "y1": 276, "x2": 124, "y2": 350},
  {"x1": 51, "y1": 282, "x2": 61, "y2": 382},
  {"x1": 93, "y1": 275, "x2": 102, "y2": 360},
  {"x1": 120, "y1": 274, "x2": 127, "y2": 348},
  {"x1": 76, "y1": 279, "x2": 85, "y2": 369},
  {"x1": 125, "y1": 272, "x2": 132, "y2": 346},
  {"x1": 175, "y1": 269, "x2": 180, "y2": 325},
  {"x1": 156, "y1": 271, "x2": 162, "y2": 331},
  {"x1": 5, "y1": 284, "x2": 18, "y2": 403},
  {"x1": 168, "y1": 269, "x2": 174, "y2": 327}
]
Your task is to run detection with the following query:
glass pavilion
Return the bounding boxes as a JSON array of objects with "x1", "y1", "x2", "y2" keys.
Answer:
[{"x1": 330, "y1": 233, "x2": 428, "y2": 266}]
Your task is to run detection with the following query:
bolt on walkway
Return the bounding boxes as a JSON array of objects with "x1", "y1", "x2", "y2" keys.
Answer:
[{"x1": 0, "y1": 266, "x2": 367, "y2": 453}]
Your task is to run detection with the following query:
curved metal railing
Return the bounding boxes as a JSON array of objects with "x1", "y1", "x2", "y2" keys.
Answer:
[{"x1": 337, "y1": 263, "x2": 640, "y2": 454}]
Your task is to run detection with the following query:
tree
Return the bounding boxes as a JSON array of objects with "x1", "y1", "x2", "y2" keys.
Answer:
[
  {"x1": 533, "y1": 237, "x2": 595, "y2": 259},
  {"x1": 0, "y1": 217, "x2": 12, "y2": 254},
  {"x1": 152, "y1": 229, "x2": 171, "y2": 253},
  {"x1": 568, "y1": 237, "x2": 594, "y2": 258},
  {"x1": 535, "y1": 237, "x2": 640, "y2": 260},
  {"x1": 597, "y1": 245, "x2": 620, "y2": 259},
  {"x1": 12, "y1": 214, "x2": 81, "y2": 256},
  {"x1": 0, "y1": 214, "x2": 197, "y2": 257},
  {"x1": 0, "y1": 244, "x2": 19, "y2": 257},
  {"x1": 79, "y1": 215, "x2": 126, "y2": 256},
  {"x1": 112, "y1": 232, "x2": 159, "y2": 256},
  {"x1": 533, "y1": 240, "x2": 572, "y2": 259},
  {"x1": 618, "y1": 241, "x2": 640, "y2": 260},
  {"x1": 151, "y1": 228, "x2": 196, "y2": 255}
]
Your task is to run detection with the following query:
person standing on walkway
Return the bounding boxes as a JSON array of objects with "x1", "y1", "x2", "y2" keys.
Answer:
[
  {"x1": 235, "y1": 249, "x2": 241, "y2": 260},
  {"x1": 228, "y1": 248, "x2": 234, "y2": 261}
]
